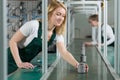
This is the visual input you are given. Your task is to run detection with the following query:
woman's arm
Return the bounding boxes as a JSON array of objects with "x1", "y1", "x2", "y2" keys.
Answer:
[
  {"x1": 9, "y1": 30, "x2": 34, "y2": 69},
  {"x1": 56, "y1": 41, "x2": 79, "y2": 68},
  {"x1": 84, "y1": 28, "x2": 97, "y2": 46},
  {"x1": 102, "y1": 25, "x2": 115, "y2": 46}
]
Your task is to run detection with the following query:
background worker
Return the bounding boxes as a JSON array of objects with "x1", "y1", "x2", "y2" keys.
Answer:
[{"x1": 85, "y1": 14, "x2": 115, "y2": 47}]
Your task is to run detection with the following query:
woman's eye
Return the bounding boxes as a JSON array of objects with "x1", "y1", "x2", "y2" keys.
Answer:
[
  {"x1": 56, "y1": 13, "x2": 61, "y2": 16},
  {"x1": 56, "y1": 12, "x2": 65, "y2": 17}
]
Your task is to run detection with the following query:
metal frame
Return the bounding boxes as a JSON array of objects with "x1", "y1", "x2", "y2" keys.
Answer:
[
  {"x1": 66, "y1": 0, "x2": 120, "y2": 79},
  {"x1": 72, "y1": 16, "x2": 75, "y2": 40},
  {"x1": 97, "y1": 48, "x2": 120, "y2": 80},
  {"x1": 71, "y1": 6, "x2": 98, "y2": 14},
  {"x1": 40, "y1": 1, "x2": 101, "y2": 79},
  {"x1": 40, "y1": 0, "x2": 120, "y2": 79},
  {"x1": 103, "y1": 0, "x2": 108, "y2": 57},
  {"x1": 71, "y1": 6, "x2": 98, "y2": 42},
  {"x1": 71, "y1": 6, "x2": 98, "y2": 11},
  {"x1": 40, "y1": 0, "x2": 61, "y2": 80},
  {"x1": 0, "y1": 0, "x2": 7, "y2": 80},
  {"x1": 71, "y1": 7, "x2": 98, "y2": 44},
  {"x1": 40, "y1": 58, "x2": 60, "y2": 80},
  {"x1": 67, "y1": 3, "x2": 71, "y2": 45},
  {"x1": 67, "y1": 1, "x2": 101, "y2": 5},
  {"x1": 42, "y1": 0, "x2": 48, "y2": 74},
  {"x1": 65, "y1": 1, "x2": 102, "y2": 49},
  {"x1": 114, "y1": 0, "x2": 120, "y2": 76}
]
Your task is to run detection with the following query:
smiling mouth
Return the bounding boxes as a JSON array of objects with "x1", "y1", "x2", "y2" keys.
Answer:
[
  {"x1": 57, "y1": 20, "x2": 62, "y2": 23},
  {"x1": 56, "y1": 21, "x2": 61, "y2": 24}
]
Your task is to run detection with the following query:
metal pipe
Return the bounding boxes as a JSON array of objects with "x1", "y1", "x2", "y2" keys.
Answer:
[
  {"x1": 72, "y1": 6, "x2": 98, "y2": 10},
  {"x1": 103, "y1": 0, "x2": 108, "y2": 57},
  {"x1": 98, "y1": 1, "x2": 102, "y2": 51},
  {"x1": 42, "y1": 0, "x2": 48, "y2": 74},
  {"x1": 67, "y1": 2, "x2": 99, "y2": 41},
  {"x1": 72, "y1": 16, "x2": 75, "y2": 39},
  {"x1": 0, "y1": 0, "x2": 7, "y2": 80},
  {"x1": 67, "y1": 1, "x2": 101, "y2": 5},
  {"x1": 114, "y1": 0, "x2": 120, "y2": 75},
  {"x1": 64, "y1": 2, "x2": 67, "y2": 46},
  {"x1": 67, "y1": 6, "x2": 71, "y2": 44}
]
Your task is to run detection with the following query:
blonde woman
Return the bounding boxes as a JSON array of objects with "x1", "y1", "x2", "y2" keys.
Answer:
[{"x1": 8, "y1": 1, "x2": 88, "y2": 74}]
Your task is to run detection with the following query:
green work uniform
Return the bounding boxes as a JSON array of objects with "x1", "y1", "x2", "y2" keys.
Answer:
[{"x1": 8, "y1": 22, "x2": 56, "y2": 74}]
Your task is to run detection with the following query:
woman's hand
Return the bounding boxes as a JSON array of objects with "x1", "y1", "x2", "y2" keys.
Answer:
[
  {"x1": 17, "y1": 62, "x2": 34, "y2": 69},
  {"x1": 76, "y1": 63, "x2": 89, "y2": 73},
  {"x1": 96, "y1": 43, "x2": 104, "y2": 46},
  {"x1": 85, "y1": 64, "x2": 89, "y2": 73},
  {"x1": 84, "y1": 42, "x2": 93, "y2": 46}
]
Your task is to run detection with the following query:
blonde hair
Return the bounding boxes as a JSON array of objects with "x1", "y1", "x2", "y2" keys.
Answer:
[{"x1": 48, "y1": 1, "x2": 66, "y2": 35}]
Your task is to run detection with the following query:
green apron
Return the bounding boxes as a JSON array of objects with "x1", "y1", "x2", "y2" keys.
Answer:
[{"x1": 8, "y1": 22, "x2": 56, "y2": 74}]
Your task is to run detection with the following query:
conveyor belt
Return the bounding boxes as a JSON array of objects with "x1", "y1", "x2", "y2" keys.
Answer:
[
  {"x1": 8, "y1": 39, "x2": 115, "y2": 80},
  {"x1": 47, "y1": 39, "x2": 115, "y2": 80},
  {"x1": 103, "y1": 46, "x2": 114, "y2": 67},
  {"x1": 8, "y1": 53, "x2": 56, "y2": 80}
]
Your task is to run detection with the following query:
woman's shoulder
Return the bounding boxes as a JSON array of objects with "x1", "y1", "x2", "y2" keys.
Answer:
[
  {"x1": 28, "y1": 20, "x2": 39, "y2": 25},
  {"x1": 102, "y1": 24, "x2": 112, "y2": 29},
  {"x1": 26, "y1": 20, "x2": 40, "y2": 29},
  {"x1": 20, "y1": 20, "x2": 39, "y2": 35}
]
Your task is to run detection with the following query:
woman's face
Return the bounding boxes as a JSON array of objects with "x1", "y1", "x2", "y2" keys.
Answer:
[
  {"x1": 89, "y1": 20, "x2": 98, "y2": 27},
  {"x1": 50, "y1": 7, "x2": 66, "y2": 27}
]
